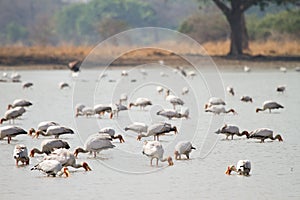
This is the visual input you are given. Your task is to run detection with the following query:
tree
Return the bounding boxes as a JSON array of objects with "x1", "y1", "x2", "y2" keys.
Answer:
[{"x1": 210, "y1": 0, "x2": 298, "y2": 56}]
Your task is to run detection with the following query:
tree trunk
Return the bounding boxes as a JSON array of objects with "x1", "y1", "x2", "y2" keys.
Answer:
[
  {"x1": 227, "y1": 11, "x2": 244, "y2": 56},
  {"x1": 241, "y1": 13, "x2": 249, "y2": 50}
]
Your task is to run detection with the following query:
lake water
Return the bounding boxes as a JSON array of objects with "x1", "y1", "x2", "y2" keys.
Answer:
[{"x1": 0, "y1": 66, "x2": 299, "y2": 199}]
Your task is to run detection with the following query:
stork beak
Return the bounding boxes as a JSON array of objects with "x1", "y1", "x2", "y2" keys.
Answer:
[
  {"x1": 225, "y1": 167, "x2": 231, "y2": 175},
  {"x1": 64, "y1": 168, "x2": 70, "y2": 177}
]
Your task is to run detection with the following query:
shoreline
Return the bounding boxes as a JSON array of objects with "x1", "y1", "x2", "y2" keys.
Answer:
[{"x1": 0, "y1": 55, "x2": 299, "y2": 71}]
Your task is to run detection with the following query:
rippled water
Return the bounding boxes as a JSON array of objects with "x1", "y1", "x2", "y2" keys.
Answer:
[{"x1": 0, "y1": 66, "x2": 299, "y2": 199}]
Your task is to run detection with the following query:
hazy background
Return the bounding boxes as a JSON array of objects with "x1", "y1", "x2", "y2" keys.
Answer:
[{"x1": 0, "y1": 0, "x2": 298, "y2": 46}]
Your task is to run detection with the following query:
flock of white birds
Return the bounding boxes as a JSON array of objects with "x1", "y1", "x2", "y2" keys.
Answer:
[{"x1": 0, "y1": 64, "x2": 294, "y2": 178}]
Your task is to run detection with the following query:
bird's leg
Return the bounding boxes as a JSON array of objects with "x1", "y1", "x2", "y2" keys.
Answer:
[
  {"x1": 156, "y1": 158, "x2": 159, "y2": 166},
  {"x1": 157, "y1": 135, "x2": 159, "y2": 141},
  {"x1": 94, "y1": 152, "x2": 97, "y2": 158},
  {"x1": 231, "y1": 135, "x2": 234, "y2": 140},
  {"x1": 186, "y1": 153, "x2": 190, "y2": 159},
  {"x1": 55, "y1": 135, "x2": 59, "y2": 139},
  {"x1": 7, "y1": 136, "x2": 11, "y2": 144},
  {"x1": 15, "y1": 160, "x2": 18, "y2": 166},
  {"x1": 269, "y1": 109, "x2": 271, "y2": 113},
  {"x1": 150, "y1": 158, "x2": 153, "y2": 166}
]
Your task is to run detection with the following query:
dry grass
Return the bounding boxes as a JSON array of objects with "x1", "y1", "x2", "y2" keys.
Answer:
[
  {"x1": 0, "y1": 40, "x2": 299, "y2": 65},
  {"x1": 203, "y1": 39, "x2": 300, "y2": 56}
]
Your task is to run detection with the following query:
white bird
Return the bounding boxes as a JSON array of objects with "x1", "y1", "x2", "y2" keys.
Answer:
[
  {"x1": 174, "y1": 141, "x2": 196, "y2": 160},
  {"x1": 99, "y1": 127, "x2": 125, "y2": 143},
  {"x1": 1, "y1": 107, "x2": 26, "y2": 124},
  {"x1": 75, "y1": 103, "x2": 86, "y2": 117},
  {"x1": 137, "y1": 122, "x2": 177, "y2": 141},
  {"x1": 140, "y1": 69, "x2": 148, "y2": 76},
  {"x1": 279, "y1": 67, "x2": 287, "y2": 73},
  {"x1": 94, "y1": 104, "x2": 113, "y2": 118},
  {"x1": 227, "y1": 86, "x2": 235, "y2": 96},
  {"x1": 74, "y1": 134, "x2": 115, "y2": 158},
  {"x1": 43, "y1": 149, "x2": 91, "y2": 171},
  {"x1": 160, "y1": 72, "x2": 168, "y2": 77},
  {"x1": 31, "y1": 160, "x2": 70, "y2": 177},
  {"x1": 276, "y1": 85, "x2": 286, "y2": 93},
  {"x1": 13, "y1": 144, "x2": 29, "y2": 166},
  {"x1": 244, "y1": 128, "x2": 283, "y2": 143},
  {"x1": 76, "y1": 107, "x2": 95, "y2": 117},
  {"x1": 188, "y1": 70, "x2": 196, "y2": 78},
  {"x1": 182, "y1": 87, "x2": 189, "y2": 95},
  {"x1": 156, "y1": 109, "x2": 185, "y2": 120},
  {"x1": 33, "y1": 125, "x2": 74, "y2": 139},
  {"x1": 156, "y1": 86, "x2": 164, "y2": 94},
  {"x1": 121, "y1": 70, "x2": 128, "y2": 76},
  {"x1": 119, "y1": 93, "x2": 128, "y2": 104},
  {"x1": 240, "y1": 95, "x2": 253, "y2": 103},
  {"x1": 30, "y1": 139, "x2": 70, "y2": 157},
  {"x1": 0, "y1": 126, "x2": 27, "y2": 144},
  {"x1": 28, "y1": 121, "x2": 60, "y2": 136},
  {"x1": 11, "y1": 72, "x2": 21, "y2": 82},
  {"x1": 142, "y1": 141, "x2": 173, "y2": 166},
  {"x1": 181, "y1": 107, "x2": 190, "y2": 119},
  {"x1": 166, "y1": 90, "x2": 184, "y2": 109},
  {"x1": 244, "y1": 66, "x2": 251, "y2": 72},
  {"x1": 205, "y1": 105, "x2": 237, "y2": 115},
  {"x1": 124, "y1": 122, "x2": 148, "y2": 134},
  {"x1": 59, "y1": 82, "x2": 70, "y2": 89},
  {"x1": 256, "y1": 100, "x2": 284, "y2": 113},
  {"x1": 129, "y1": 98, "x2": 152, "y2": 110},
  {"x1": 113, "y1": 103, "x2": 128, "y2": 117},
  {"x1": 7, "y1": 99, "x2": 32, "y2": 109},
  {"x1": 226, "y1": 160, "x2": 251, "y2": 176},
  {"x1": 22, "y1": 82, "x2": 33, "y2": 89},
  {"x1": 204, "y1": 97, "x2": 226, "y2": 109},
  {"x1": 215, "y1": 124, "x2": 248, "y2": 140}
]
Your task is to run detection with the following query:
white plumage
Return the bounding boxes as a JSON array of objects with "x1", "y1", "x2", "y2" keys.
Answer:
[
  {"x1": 205, "y1": 97, "x2": 226, "y2": 109},
  {"x1": 99, "y1": 127, "x2": 125, "y2": 143},
  {"x1": 246, "y1": 128, "x2": 283, "y2": 143},
  {"x1": 226, "y1": 160, "x2": 251, "y2": 176},
  {"x1": 34, "y1": 125, "x2": 74, "y2": 139},
  {"x1": 142, "y1": 141, "x2": 173, "y2": 166},
  {"x1": 156, "y1": 109, "x2": 182, "y2": 119},
  {"x1": 174, "y1": 141, "x2": 196, "y2": 160},
  {"x1": 13, "y1": 144, "x2": 29, "y2": 166},
  {"x1": 205, "y1": 105, "x2": 237, "y2": 115},
  {"x1": 74, "y1": 134, "x2": 115, "y2": 158},
  {"x1": 124, "y1": 122, "x2": 148, "y2": 134},
  {"x1": 8, "y1": 99, "x2": 32, "y2": 109},
  {"x1": 227, "y1": 86, "x2": 235, "y2": 96},
  {"x1": 137, "y1": 122, "x2": 177, "y2": 141},
  {"x1": 44, "y1": 149, "x2": 92, "y2": 171},
  {"x1": 0, "y1": 126, "x2": 27, "y2": 144},
  {"x1": 31, "y1": 160, "x2": 70, "y2": 177},
  {"x1": 215, "y1": 124, "x2": 247, "y2": 140},
  {"x1": 29, "y1": 139, "x2": 70, "y2": 157},
  {"x1": 166, "y1": 93, "x2": 184, "y2": 109},
  {"x1": 256, "y1": 101, "x2": 284, "y2": 113},
  {"x1": 156, "y1": 86, "x2": 164, "y2": 94},
  {"x1": 240, "y1": 95, "x2": 253, "y2": 103},
  {"x1": 59, "y1": 82, "x2": 70, "y2": 89},
  {"x1": 129, "y1": 98, "x2": 152, "y2": 110},
  {"x1": 182, "y1": 87, "x2": 189, "y2": 95},
  {"x1": 1, "y1": 107, "x2": 26, "y2": 124}
]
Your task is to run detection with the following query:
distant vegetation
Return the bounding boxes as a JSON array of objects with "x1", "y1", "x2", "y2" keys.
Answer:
[
  {"x1": 0, "y1": 0, "x2": 298, "y2": 47},
  {"x1": 247, "y1": 9, "x2": 300, "y2": 41},
  {"x1": 179, "y1": 8, "x2": 299, "y2": 43}
]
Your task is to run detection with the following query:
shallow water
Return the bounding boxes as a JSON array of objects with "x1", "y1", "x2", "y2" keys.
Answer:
[{"x1": 0, "y1": 66, "x2": 299, "y2": 199}]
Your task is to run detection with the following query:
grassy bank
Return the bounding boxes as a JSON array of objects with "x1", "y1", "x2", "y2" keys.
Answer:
[{"x1": 0, "y1": 40, "x2": 299, "y2": 66}]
